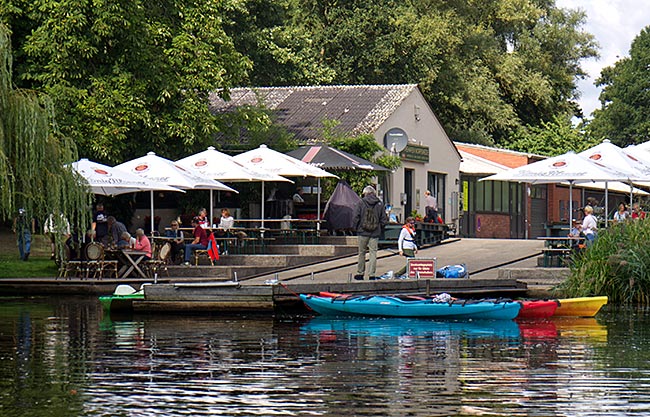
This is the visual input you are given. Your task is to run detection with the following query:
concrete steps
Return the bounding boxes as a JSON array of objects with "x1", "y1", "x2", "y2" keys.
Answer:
[{"x1": 167, "y1": 241, "x2": 358, "y2": 280}]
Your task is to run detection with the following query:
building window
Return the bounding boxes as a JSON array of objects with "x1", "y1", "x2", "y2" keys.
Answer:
[{"x1": 475, "y1": 179, "x2": 510, "y2": 213}]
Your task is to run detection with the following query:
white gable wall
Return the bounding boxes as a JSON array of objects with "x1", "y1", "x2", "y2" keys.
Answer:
[{"x1": 373, "y1": 88, "x2": 461, "y2": 226}]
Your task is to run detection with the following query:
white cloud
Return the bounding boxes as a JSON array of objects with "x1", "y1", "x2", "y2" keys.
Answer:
[{"x1": 555, "y1": 0, "x2": 649, "y2": 117}]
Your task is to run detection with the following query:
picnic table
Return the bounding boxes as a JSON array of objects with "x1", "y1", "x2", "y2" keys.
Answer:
[{"x1": 536, "y1": 236, "x2": 584, "y2": 267}]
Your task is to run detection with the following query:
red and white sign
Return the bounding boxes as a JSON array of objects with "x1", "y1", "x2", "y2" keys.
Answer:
[{"x1": 407, "y1": 258, "x2": 437, "y2": 279}]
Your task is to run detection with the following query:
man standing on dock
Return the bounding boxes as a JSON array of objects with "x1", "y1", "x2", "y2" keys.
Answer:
[{"x1": 353, "y1": 185, "x2": 388, "y2": 280}]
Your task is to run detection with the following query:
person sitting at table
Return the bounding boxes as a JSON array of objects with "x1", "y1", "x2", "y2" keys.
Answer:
[
  {"x1": 165, "y1": 220, "x2": 185, "y2": 264},
  {"x1": 632, "y1": 203, "x2": 646, "y2": 220},
  {"x1": 183, "y1": 217, "x2": 208, "y2": 266},
  {"x1": 134, "y1": 228, "x2": 152, "y2": 260},
  {"x1": 198, "y1": 207, "x2": 209, "y2": 229},
  {"x1": 568, "y1": 219, "x2": 584, "y2": 252},
  {"x1": 107, "y1": 216, "x2": 128, "y2": 248},
  {"x1": 117, "y1": 231, "x2": 134, "y2": 249},
  {"x1": 613, "y1": 202, "x2": 629, "y2": 223},
  {"x1": 214, "y1": 208, "x2": 234, "y2": 237}
]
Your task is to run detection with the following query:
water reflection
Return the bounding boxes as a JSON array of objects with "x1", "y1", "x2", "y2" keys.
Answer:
[{"x1": 4, "y1": 298, "x2": 650, "y2": 416}]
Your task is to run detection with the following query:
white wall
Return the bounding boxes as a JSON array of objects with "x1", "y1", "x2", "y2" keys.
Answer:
[{"x1": 373, "y1": 88, "x2": 461, "y2": 226}]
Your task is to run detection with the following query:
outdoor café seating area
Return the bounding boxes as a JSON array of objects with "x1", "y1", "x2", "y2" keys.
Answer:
[{"x1": 56, "y1": 217, "x2": 324, "y2": 279}]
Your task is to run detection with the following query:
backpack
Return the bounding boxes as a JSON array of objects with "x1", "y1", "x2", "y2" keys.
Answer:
[{"x1": 361, "y1": 202, "x2": 379, "y2": 232}]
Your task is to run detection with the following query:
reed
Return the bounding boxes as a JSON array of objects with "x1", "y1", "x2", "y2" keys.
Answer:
[{"x1": 560, "y1": 219, "x2": 650, "y2": 304}]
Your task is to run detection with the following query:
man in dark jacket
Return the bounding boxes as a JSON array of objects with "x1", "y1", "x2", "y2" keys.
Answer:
[{"x1": 353, "y1": 185, "x2": 388, "y2": 280}]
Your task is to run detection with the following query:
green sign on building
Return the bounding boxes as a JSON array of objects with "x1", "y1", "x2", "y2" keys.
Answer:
[{"x1": 400, "y1": 144, "x2": 429, "y2": 163}]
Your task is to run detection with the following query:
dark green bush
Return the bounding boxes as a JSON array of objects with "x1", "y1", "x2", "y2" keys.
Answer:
[{"x1": 560, "y1": 219, "x2": 650, "y2": 304}]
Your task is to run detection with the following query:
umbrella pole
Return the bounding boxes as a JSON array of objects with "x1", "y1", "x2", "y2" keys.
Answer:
[
  {"x1": 605, "y1": 183, "x2": 609, "y2": 228},
  {"x1": 210, "y1": 190, "x2": 214, "y2": 228},
  {"x1": 150, "y1": 190, "x2": 155, "y2": 236},
  {"x1": 261, "y1": 181, "x2": 265, "y2": 234},
  {"x1": 569, "y1": 181, "x2": 573, "y2": 225},
  {"x1": 317, "y1": 178, "x2": 321, "y2": 232},
  {"x1": 630, "y1": 181, "x2": 633, "y2": 208}
]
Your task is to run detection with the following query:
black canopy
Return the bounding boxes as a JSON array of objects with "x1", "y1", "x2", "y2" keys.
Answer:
[
  {"x1": 287, "y1": 145, "x2": 389, "y2": 171},
  {"x1": 323, "y1": 180, "x2": 362, "y2": 232}
]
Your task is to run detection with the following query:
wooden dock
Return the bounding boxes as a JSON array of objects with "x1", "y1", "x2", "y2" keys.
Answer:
[{"x1": 132, "y1": 278, "x2": 528, "y2": 313}]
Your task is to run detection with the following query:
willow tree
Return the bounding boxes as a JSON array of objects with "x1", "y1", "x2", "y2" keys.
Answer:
[{"x1": 0, "y1": 24, "x2": 90, "y2": 236}]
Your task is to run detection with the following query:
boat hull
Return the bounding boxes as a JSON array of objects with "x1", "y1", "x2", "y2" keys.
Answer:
[
  {"x1": 555, "y1": 296, "x2": 608, "y2": 317},
  {"x1": 300, "y1": 295, "x2": 521, "y2": 320},
  {"x1": 99, "y1": 293, "x2": 144, "y2": 312},
  {"x1": 517, "y1": 300, "x2": 559, "y2": 319}
]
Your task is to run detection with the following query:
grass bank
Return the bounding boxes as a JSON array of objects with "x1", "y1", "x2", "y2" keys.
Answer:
[{"x1": 0, "y1": 228, "x2": 58, "y2": 278}]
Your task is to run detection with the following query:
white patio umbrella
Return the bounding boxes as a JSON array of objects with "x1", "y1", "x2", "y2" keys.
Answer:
[
  {"x1": 579, "y1": 139, "x2": 650, "y2": 222},
  {"x1": 481, "y1": 151, "x2": 632, "y2": 224},
  {"x1": 71, "y1": 158, "x2": 183, "y2": 196},
  {"x1": 177, "y1": 146, "x2": 293, "y2": 223},
  {"x1": 116, "y1": 152, "x2": 237, "y2": 234},
  {"x1": 233, "y1": 144, "x2": 337, "y2": 230}
]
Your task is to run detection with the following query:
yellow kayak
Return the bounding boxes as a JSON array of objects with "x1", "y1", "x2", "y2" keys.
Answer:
[{"x1": 555, "y1": 296, "x2": 608, "y2": 317}]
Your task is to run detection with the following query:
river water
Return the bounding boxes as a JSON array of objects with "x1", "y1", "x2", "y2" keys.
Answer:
[{"x1": 1, "y1": 296, "x2": 650, "y2": 416}]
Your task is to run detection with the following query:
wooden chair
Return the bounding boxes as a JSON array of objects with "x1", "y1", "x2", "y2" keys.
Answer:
[
  {"x1": 194, "y1": 249, "x2": 213, "y2": 266},
  {"x1": 84, "y1": 242, "x2": 104, "y2": 279},
  {"x1": 145, "y1": 242, "x2": 171, "y2": 277}
]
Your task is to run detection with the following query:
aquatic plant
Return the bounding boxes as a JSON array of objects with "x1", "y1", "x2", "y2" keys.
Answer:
[{"x1": 561, "y1": 219, "x2": 650, "y2": 304}]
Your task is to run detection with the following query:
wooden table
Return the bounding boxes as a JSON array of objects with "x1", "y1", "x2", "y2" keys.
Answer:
[
  {"x1": 117, "y1": 249, "x2": 149, "y2": 278},
  {"x1": 537, "y1": 236, "x2": 584, "y2": 267}
]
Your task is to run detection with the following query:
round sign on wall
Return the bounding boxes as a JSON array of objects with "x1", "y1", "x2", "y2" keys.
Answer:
[{"x1": 384, "y1": 127, "x2": 408, "y2": 153}]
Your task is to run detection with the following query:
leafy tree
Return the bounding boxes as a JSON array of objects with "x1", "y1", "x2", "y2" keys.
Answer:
[
  {"x1": 589, "y1": 26, "x2": 650, "y2": 146},
  {"x1": 504, "y1": 114, "x2": 597, "y2": 156},
  {"x1": 1, "y1": 0, "x2": 250, "y2": 164},
  {"x1": 288, "y1": 0, "x2": 597, "y2": 145},
  {"x1": 221, "y1": 0, "x2": 335, "y2": 86},
  {"x1": 0, "y1": 24, "x2": 90, "y2": 231}
]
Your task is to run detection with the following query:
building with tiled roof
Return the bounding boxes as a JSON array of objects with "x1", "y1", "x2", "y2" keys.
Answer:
[{"x1": 210, "y1": 85, "x2": 461, "y2": 227}]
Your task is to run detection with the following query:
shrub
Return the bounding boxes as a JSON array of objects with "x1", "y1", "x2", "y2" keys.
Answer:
[{"x1": 560, "y1": 219, "x2": 650, "y2": 304}]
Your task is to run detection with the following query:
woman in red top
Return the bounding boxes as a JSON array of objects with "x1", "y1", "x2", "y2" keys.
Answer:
[
  {"x1": 134, "y1": 228, "x2": 152, "y2": 259},
  {"x1": 632, "y1": 203, "x2": 646, "y2": 220}
]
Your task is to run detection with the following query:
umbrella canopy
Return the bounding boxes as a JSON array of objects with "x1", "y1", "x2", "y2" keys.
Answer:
[
  {"x1": 116, "y1": 152, "x2": 237, "y2": 234},
  {"x1": 233, "y1": 145, "x2": 337, "y2": 229},
  {"x1": 177, "y1": 146, "x2": 292, "y2": 183},
  {"x1": 176, "y1": 146, "x2": 292, "y2": 224},
  {"x1": 578, "y1": 139, "x2": 650, "y2": 181},
  {"x1": 579, "y1": 139, "x2": 650, "y2": 219},
  {"x1": 481, "y1": 151, "x2": 632, "y2": 224},
  {"x1": 286, "y1": 145, "x2": 389, "y2": 171},
  {"x1": 481, "y1": 151, "x2": 630, "y2": 184},
  {"x1": 116, "y1": 152, "x2": 236, "y2": 191},
  {"x1": 233, "y1": 144, "x2": 337, "y2": 178},
  {"x1": 71, "y1": 158, "x2": 183, "y2": 196}
]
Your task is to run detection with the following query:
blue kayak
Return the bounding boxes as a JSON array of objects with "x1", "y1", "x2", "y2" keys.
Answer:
[
  {"x1": 301, "y1": 317, "x2": 521, "y2": 339},
  {"x1": 300, "y1": 294, "x2": 521, "y2": 320}
]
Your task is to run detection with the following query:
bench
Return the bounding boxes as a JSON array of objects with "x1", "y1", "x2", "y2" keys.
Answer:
[
  {"x1": 541, "y1": 248, "x2": 572, "y2": 267},
  {"x1": 238, "y1": 237, "x2": 276, "y2": 254}
]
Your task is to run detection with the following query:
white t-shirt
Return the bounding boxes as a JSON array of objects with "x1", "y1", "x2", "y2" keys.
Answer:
[
  {"x1": 218, "y1": 215, "x2": 234, "y2": 230},
  {"x1": 581, "y1": 214, "x2": 597, "y2": 236}
]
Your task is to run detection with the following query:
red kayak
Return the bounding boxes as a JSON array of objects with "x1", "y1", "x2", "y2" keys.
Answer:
[{"x1": 517, "y1": 300, "x2": 559, "y2": 319}]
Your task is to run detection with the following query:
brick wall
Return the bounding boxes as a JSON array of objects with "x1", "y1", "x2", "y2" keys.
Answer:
[{"x1": 474, "y1": 213, "x2": 511, "y2": 238}]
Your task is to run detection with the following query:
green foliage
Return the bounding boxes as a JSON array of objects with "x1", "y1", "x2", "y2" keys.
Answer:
[
  {"x1": 560, "y1": 220, "x2": 650, "y2": 305},
  {"x1": 222, "y1": 0, "x2": 335, "y2": 86},
  {"x1": 589, "y1": 27, "x2": 650, "y2": 146},
  {"x1": 289, "y1": 0, "x2": 597, "y2": 145},
  {"x1": 0, "y1": 24, "x2": 91, "y2": 235},
  {"x1": 321, "y1": 120, "x2": 401, "y2": 195},
  {"x1": 214, "y1": 100, "x2": 298, "y2": 153},
  {"x1": 2, "y1": 0, "x2": 251, "y2": 164},
  {"x1": 502, "y1": 114, "x2": 598, "y2": 156}
]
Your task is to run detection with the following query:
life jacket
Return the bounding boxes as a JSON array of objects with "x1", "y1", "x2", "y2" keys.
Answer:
[{"x1": 402, "y1": 224, "x2": 416, "y2": 241}]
